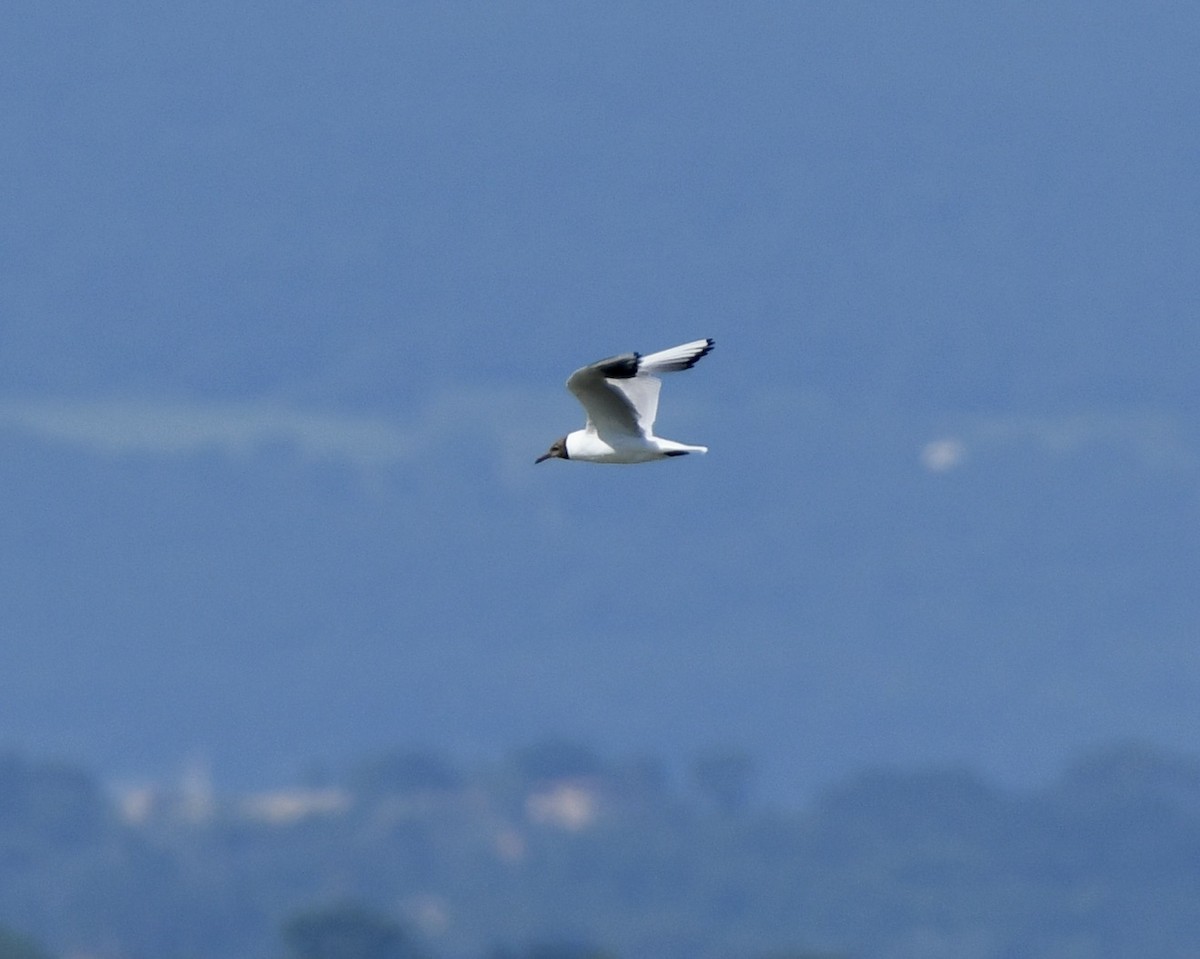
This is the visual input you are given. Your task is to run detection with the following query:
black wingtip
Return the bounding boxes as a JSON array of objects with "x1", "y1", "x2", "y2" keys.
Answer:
[{"x1": 681, "y1": 338, "x2": 715, "y2": 370}]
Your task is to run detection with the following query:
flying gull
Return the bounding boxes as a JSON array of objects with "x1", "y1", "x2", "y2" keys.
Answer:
[{"x1": 536, "y1": 338, "x2": 715, "y2": 464}]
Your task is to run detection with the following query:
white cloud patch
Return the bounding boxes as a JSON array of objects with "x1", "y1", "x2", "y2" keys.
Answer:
[
  {"x1": 0, "y1": 388, "x2": 560, "y2": 480},
  {"x1": 921, "y1": 411, "x2": 1198, "y2": 474},
  {"x1": 974, "y1": 411, "x2": 1198, "y2": 470},
  {"x1": 0, "y1": 398, "x2": 415, "y2": 467},
  {"x1": 920, "y1": 437, "x2": 967, "y2": 472}
]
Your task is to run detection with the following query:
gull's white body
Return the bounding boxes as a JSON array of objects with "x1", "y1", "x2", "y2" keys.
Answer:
[
  {"x1": 537, "y1": 338, "x2": 715, "y2": 465},
  {"x1": 564, "y1": 430, "x2": 703, "y2": 464}
]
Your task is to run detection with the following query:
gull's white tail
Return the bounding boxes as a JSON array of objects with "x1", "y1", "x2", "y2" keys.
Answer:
[{"x1": 660, "y1": 442, "x2": 708, "y2": 456}]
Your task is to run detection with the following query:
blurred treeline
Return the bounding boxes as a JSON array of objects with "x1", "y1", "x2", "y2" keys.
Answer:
[{"x1": 1, "y1": 740, "x2": 1199, "y2": 959}]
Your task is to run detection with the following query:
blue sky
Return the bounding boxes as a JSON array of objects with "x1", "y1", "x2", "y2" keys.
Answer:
[{"x1": 3, "y1": 2, "x2": 1199, "y2": 800}]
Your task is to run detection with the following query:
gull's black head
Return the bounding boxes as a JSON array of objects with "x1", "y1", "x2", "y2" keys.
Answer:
[{"x1": 535, "y1": 436, "x2": 569, "y2": 463}]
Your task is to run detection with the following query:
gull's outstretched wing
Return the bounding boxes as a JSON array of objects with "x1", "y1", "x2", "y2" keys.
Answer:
[
  {"x1": 566, "y1": 338, "x2": 715, "y2": 440},
  {"x1": 567, "y1": 352, "x2": 644, "y2": 440},
  {"x1": 638, "y1": 338, "x2": 714, "y2": 375},
  {"x1": 610, "y1": 338, "x2": 713, "y2": 433}
]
